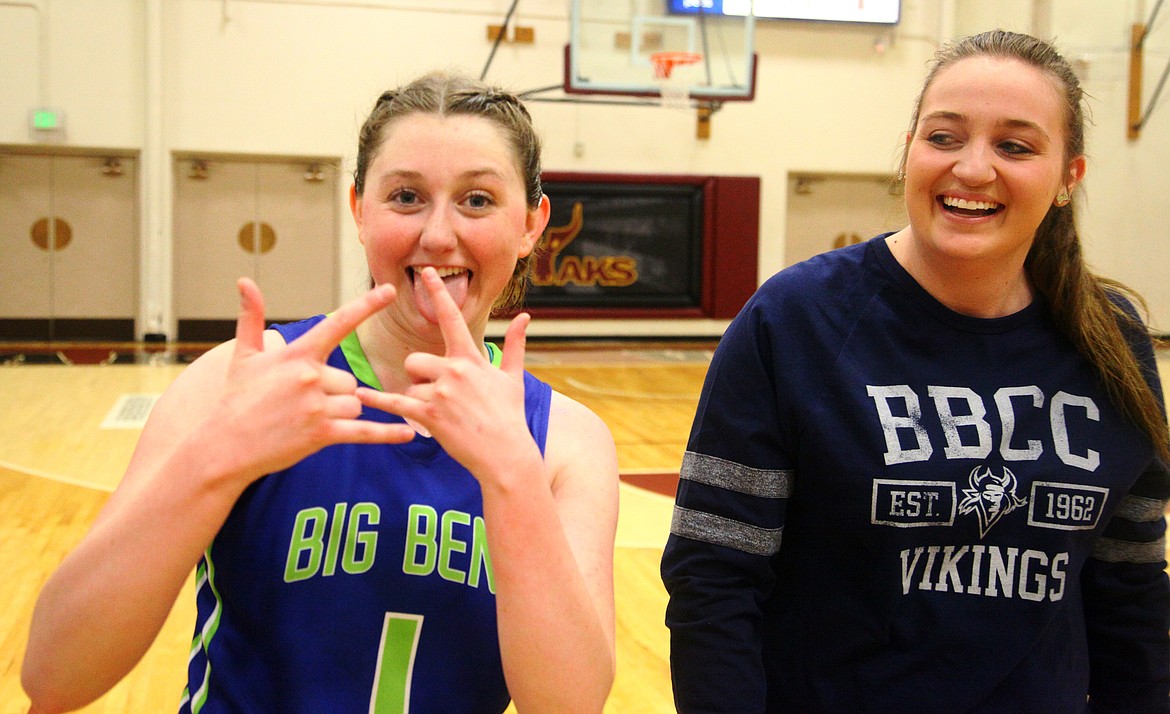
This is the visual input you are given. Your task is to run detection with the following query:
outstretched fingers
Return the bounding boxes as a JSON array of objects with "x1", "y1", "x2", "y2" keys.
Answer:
[
  {"x1": 232, "y1": 277, "x2": 268, "y2": 360},
  {"x1": 414, "y1": 265, "x2": 530, "y2": 380},
  {"x1": 418, "y1": 267, "x2": 479, "y2": 358},
  {"x1": 500, "y1": 312, "x2": 530, "y2": 379},
  {"x1": 226, "y1": 279, "x2": 410, "y2": 455},
  {"x1": 291, "y1": 283, "x2": 397, "y2": 362},
  {"x1": 326, "y1": 411, "x2": 418, "y2": 445}
]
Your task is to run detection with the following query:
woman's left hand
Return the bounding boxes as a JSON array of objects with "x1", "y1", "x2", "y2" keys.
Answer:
[
  {"x1": 360, "y1": 267, "x2": 618, "y2": 711},
  {"x1": 357, "y1": 267, "x2": 538, "y2": 482}
]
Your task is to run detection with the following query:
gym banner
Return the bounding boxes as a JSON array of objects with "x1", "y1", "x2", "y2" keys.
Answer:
[
  {"x1": 529, "y1": 180, "x2": 704, "y2": 310},
  {"x1": 523, "y1": 172, "x2": 759, "y2": 320}
]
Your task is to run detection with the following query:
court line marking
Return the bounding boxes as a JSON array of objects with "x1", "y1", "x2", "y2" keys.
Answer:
[
  {"x1": 562, "y1": 377, "x2": 699, "y2": 401},
  {"x1": 0, "y1": 460, "x2": 115, "y2": 493}
]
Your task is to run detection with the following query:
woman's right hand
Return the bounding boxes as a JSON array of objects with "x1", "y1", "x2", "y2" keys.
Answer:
[
  {"x1": 206, "y1": 277, "x2": 416, "y2": 484},
  {"x1": 21, "y1": 278, "x2": 414, "y2": 714}
]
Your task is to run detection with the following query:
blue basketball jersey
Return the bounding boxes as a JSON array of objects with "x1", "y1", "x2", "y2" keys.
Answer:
[{"x1": 180, "y1": 316, "x2": 552, "y2": 713}]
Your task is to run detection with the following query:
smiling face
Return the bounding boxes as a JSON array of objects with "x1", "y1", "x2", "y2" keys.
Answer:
[
  {"x1": 902, "y1": 55, "x2": 1084, "y2": 272},
  {"x1": 350, "y1": 112, "x2": 550, "y2": 339}
]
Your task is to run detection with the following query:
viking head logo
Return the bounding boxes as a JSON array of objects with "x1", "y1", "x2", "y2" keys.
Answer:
[{"x1": 958, "y1": 465, "x2": 1027, "y2": 538}]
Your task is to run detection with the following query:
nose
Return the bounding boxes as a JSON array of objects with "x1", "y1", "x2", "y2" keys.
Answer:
[
  {"x1": 419, "y1": 204, "x2": 457, "y2": 253},
  {"x1": 951, "y1": 142, "x2": 996, "y2": 186}
]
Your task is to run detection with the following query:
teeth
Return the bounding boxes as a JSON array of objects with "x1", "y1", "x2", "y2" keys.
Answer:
[
  {"x1": 415, "y1": 266, "x2": 467, "y2": 278},
  {"x1": 943, "y1": 196, "x2": 999, "y2": 211}
]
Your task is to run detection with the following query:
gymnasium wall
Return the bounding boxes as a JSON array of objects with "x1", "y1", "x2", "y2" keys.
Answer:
[{"x1": 1, "y1": 0, "x2": 1167, "y2": 336}]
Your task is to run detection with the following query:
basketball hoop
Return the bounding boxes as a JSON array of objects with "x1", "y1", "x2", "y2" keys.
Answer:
[{"x1": 650, "y1": 51, "x2": 702, "y2": 110}]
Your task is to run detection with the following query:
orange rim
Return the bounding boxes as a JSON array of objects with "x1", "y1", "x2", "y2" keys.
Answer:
[{"x1": 650, "y1": 51, "x2": 702, "y2": 79}]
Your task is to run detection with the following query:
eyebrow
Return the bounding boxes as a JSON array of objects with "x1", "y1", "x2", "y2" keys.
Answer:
[
  {"x1": 921, "y1": 110, "x2": 1049, "y2": 137},
  {"x1": 373, "y1": 167, "x2": 509, "y2": 185}
]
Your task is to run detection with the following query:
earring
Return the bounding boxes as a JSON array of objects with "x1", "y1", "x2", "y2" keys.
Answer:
[{"x1": 1055, "y1": 187, "x2": 1071, "y2": 207}]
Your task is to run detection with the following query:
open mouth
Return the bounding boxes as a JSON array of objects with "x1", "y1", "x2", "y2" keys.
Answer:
[
  {"x1": 939, "y1": 196, "x2": 1002, "y2": 218},
  {"x1": 407, "y1": 265, "x2": 472, "y2": 318},
  {"x1": 407, "y1": 265, "x2": 470, "y2": 283}
]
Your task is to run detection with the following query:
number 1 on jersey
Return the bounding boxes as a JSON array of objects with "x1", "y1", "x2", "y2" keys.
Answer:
[{"x1": 369, "y1": 612, "x2": 423, "y2": 714}]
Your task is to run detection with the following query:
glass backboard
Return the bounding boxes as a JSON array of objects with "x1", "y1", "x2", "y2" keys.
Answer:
[{"x1": 567, "y1": 0, "x2": 756, "y2": 103}]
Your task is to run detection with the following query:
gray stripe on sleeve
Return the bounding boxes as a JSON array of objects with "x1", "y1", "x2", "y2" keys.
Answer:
[
  {"x1": 680, "y1": 451, "x2": 794, "y2": 499},
  {"x1": 1091, "y1": 535, "x2": 1167, "y2": 564},
  {"x1": 1113, "y1": 494, "x2": 1167, "y2": 523},
  {"x1": 671, "y1": 505, "x2": 784, "y2": 556}
]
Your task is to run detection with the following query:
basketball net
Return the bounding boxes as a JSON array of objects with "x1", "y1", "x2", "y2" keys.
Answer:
[{"x1": 651, "y1": 51, "x2": 701, "y2": 110}]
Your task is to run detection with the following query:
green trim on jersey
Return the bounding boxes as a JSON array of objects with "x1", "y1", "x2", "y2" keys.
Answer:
[
  {"x1": 184, "y1": 547, "x2": 225, "y2": 713},
  {"x1": 339, "y1": 330, "x2": 382, "y2": 390},
  {"x1": 484, "y1": 341, "x2": 502, "y2": 367},
  {"x1": 337, "y1": 329, "x2": 502, "y2": 391}
]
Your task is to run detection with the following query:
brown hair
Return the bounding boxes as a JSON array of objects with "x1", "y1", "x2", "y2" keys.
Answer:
[
  {"x1": 354, "y1": 71, "x2": 545, "y2": 313},
  {"x1": 900, "y1": 29, "x2": 1169, "y2": 461}
]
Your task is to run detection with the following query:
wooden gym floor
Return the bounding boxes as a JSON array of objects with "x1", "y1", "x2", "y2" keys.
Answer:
[{"x1": 1, "y1": 342, "x2": 1168, "y2": 714}]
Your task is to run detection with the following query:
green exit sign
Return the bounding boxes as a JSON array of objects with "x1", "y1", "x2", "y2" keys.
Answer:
[{"x1": 31, "y1": 108, "x2": 64, "y2": 131}]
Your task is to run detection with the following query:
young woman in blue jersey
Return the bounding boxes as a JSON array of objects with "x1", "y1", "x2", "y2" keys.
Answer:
[
  {"x1": 662, "y1": 30, "x2": 1170, "y2": 713},
  {"x1": 23, "y1": 72, "x2": 618, "y2": 713}
]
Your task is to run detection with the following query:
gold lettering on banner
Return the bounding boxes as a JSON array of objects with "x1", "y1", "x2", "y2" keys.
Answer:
[{"x1": 533, "y1": 202, "x2": 639, "y2": 288}]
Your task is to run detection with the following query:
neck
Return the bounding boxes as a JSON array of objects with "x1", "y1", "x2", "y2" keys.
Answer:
[
  {"x1": 886, "y1": 228, "x2": 1034, "y2": 319},
  {"x1": 355, "y1": 317, "x2": 490, "y2": 393}
]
